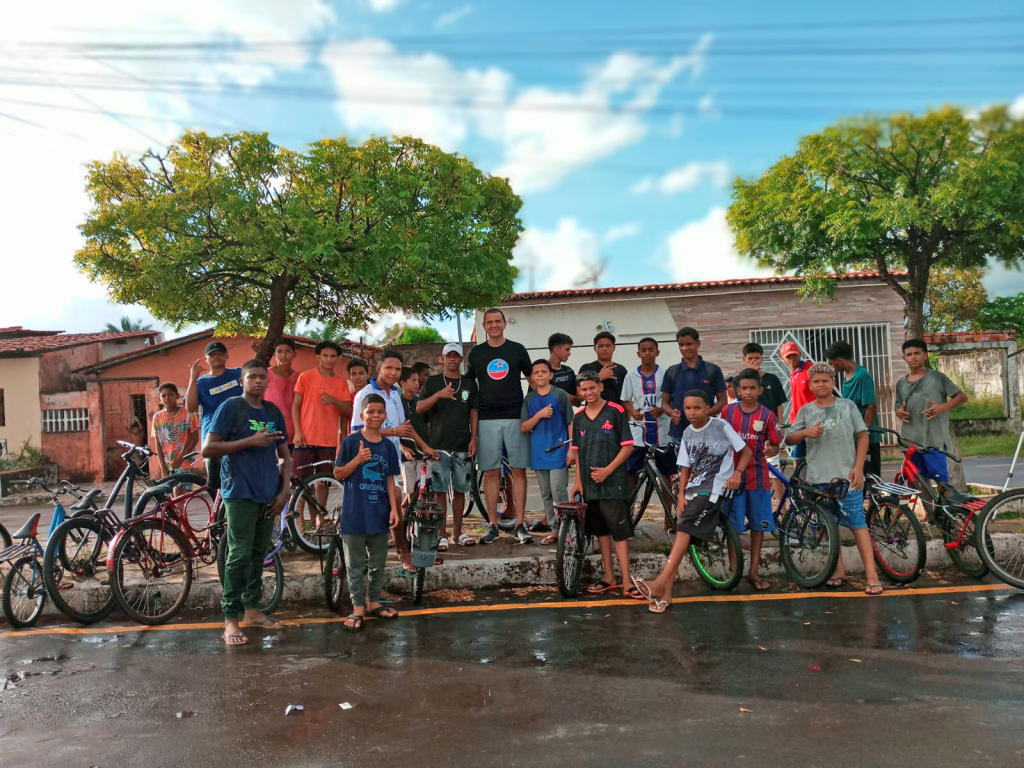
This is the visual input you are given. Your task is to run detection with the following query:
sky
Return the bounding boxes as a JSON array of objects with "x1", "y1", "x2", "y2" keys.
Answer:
[{"x1": 1, "y1": 0, "x2": 1022, "y2": 342}]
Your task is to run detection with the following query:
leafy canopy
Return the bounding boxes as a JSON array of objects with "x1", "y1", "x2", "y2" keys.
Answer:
[
  {"x1": 102, "y1": 315, "x2": 153, "y2": 333},
  {"x1": 397, "y1": 325, "x2": 446, "y2": 345},
  {"x1": 977, "y1": 293, "x2": 1024, "y2": 337},
  {"x1": 75, "y1": 131, "x2": 523, "y2": 353},
  {"x1": 925, "y1": 267, "x2": 988, "y2": 333}
]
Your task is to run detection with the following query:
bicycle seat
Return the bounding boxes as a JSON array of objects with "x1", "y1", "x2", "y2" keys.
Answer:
[
  {"x1": 944, "y1": 490, "x2": 978, "y2": 506},
  {"x1": 70, "y1": 489, "x2": 103, "y2": 511},
  {"x1": 12, "y1": 513, "x2": 41, "y2": 541}
]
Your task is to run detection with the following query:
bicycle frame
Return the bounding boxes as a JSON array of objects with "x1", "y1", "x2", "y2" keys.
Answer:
[
  {"x1": 631, "y1": 444, "x2": 678, "y2": 522},
  {"x1": 898, "y1": 444, "x2": 986, "y2": 552},
  {"x1": 1, "y1": 483, "x2": 82, "y2": 567}
]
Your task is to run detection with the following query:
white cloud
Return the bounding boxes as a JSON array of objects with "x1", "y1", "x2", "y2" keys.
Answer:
[
  {"x1": 698, "y1": 92, "x2": 720, "y2": 118},
  {"x1": 367, "y1": 0, "x2": 403, "y2": 12},
  {"x1": 1010, "y1": 95, "x2": 1024, "y2": 118},
  {"x1": 436, "y1": 5, "x2": 473, "y2": 30},
  {"x1": 603, "y1": 222, "x2": 642, "y2": 244},
  {"x1": 667, "y1": 207, "x2": 775, "y2": 283},
  {"x1": 513, "y1": 219, "x2": 602, "y2": 291},
  {"x1": 631, "y1": 160, "x2": 730, "y2": 195}
]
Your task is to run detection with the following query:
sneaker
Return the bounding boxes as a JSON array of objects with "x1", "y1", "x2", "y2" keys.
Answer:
[
  {"x1": 479, "y1": 526, "x2": 500, "y2": 545},
  {"x1": 514, "y1": 524, "x2": 535, "y2": 545}
]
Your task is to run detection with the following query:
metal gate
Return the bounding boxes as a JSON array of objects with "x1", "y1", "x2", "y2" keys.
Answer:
[{"x1": 750, "y1": 323, "x2": 896, "y2": 441}]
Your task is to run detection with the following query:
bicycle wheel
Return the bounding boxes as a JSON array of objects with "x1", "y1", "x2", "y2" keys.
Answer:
[
  {"x1": 411, "y1": 568, "x2": 426, "y2": 604},
  {"x1": 779, "y1": 499, "x2": 841, "y2": 588},
  {"x1": 133, "y1": 475, "x2": 211, "y2": 519},
  {"x1": 3, "y1": 557, "x2": 47, "y2": 628},
  {"x1": 689, "y1": 517, "x2": 743, "y2": 591},
  {"x1": 941, "y1": 508, "x2": 989, "y2": 578},
  {"x1": 471, "y1": 466, "x2": 516, "y2": 531},
  {"x1": 868, "y1": 498, "x2": 926, "y2": 584},
  {"x1": 288, "y1": 475, "x2": 344, "y2": 554},
  {"x1": 975, "y1": 489, "x2": 1024, "y2": 589},
  {"x1": 111, "y1": 519, "x2": 192, "y2": 625},
  {"x1": 629, "y1": 473, "x2": 655, "y2": 529},
  {"x1": 323, "y1": 537, "x2": 350, "y2": 614},
  {"x1": 555, "y1": 514, "x2": 585, "y2": 597},
  {"x1": 43, "y1": 516, "x2": 115, "y2": 624},
  {"x1": 215, "y1": 534, "x2": 284, "y2": 615}
]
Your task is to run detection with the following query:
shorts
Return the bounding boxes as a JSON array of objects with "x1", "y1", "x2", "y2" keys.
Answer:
[
  {"x1": 626, "y1": 445, "x2": 677, "y2": 478},
  {"x1": 767, "y1": 453, "x2": 781, "y2": 469},
  {"x1": 789, "y1": 440, "x2": 806, "y2": 461},
  {"x1": 168, "y1": 468, "x2": 195, "y2": 492},
  {"x1": 292, "y1": 445, "x2": 337, "y2": 478},
  {"x1": 584, "y1": 499, "x2": 632, "y2": 542},
  {"x1": 911, "y1": 448, "x2": 949, "y2": 483},
  {"x1": 402, "y1": 459, "x2": 428, "y2": 495},
  {"x1": 430, "y1": 452, "x2": 473, "y2": 494},
  {"x1": 864, "y1": 443, "x2": 881, "y2": 477},
  {"x1": 728, "y1": 489, "x2": 775, "y2": 533},
  {"x1": 477, "y1": 419, "x2": 530, "y2": 470},
  {"x1": 204, "y1": 457, "x2": 223, "y2": 492},
  {"x1": 817, "y1": 484, "x2": 867, "y2": 529},
  {"x1": 677, "y1": 494, "x2": 721, "y2": 543}
]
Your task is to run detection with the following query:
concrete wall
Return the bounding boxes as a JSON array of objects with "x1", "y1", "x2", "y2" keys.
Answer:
[
  {"x1": 0, "y1": 356, "x2": 41, "y2": 455},
  {"x1": 936, "y1": 349, "x2": 1011, "y2": 401},
  {"x1": 388, "y1": 342, "x2": 476, "y2": 375},
  {"x1": 40, "y1": 387, "x2": 102, "y2": 481},
  {"x1": 100, "y1": 336, "x2": 159, "y2": 360},
  {"x1": 39, "y1": 345, "x2": 104, "y2": 393}
]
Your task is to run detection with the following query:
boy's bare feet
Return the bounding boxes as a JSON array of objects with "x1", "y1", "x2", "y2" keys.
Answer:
[
  {"x1": 240, "y1": 609, "x2": 282, "y2": 629},
  {"x1": 223, "y1": 618, "x2": 248, "y2": 645}
]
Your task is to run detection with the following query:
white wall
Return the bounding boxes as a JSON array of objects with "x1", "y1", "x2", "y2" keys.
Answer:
[{"x1": 0, "y1": 356, "x2": 41, "y2": 454}]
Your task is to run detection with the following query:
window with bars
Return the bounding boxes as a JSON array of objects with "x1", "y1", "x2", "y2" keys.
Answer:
[{"x1": 42, "y1": 408, "x2": 90, "y2": 433}]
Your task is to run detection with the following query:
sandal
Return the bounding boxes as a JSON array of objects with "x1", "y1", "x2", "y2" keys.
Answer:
[
  {"x1": 344, "y1": 614, "x2": 363, "y2": 631},
  {"x1": 585, "y1": 580, "x2": 618, "y2": 595},
  {"x1": 396, "y1": 565, "x2": 419, "y2": 579},
  {"x1": 746, "y1": 577, "x2": 771, "y2": 591},
  {"x1": 541, "y1": 533, "x2": 558, "y2": 545},
  {"x1": 825, "y1": 577, "x2": 848, "y2": 589},
  {"x1": 624, "y1": 586, "x2": 646, "y2": 600},
  {"x1": 631, "y1": 576, "x2": 654, "y2": 603},
  {"x1": 864, "y1": 583, "x2": 884, "y2": 596},
  {"x1": 379, "y1": 591, "x2": 401, "y2": 605},
  {"x1": 649, "y1": 599, "x2": 669, "y2": 614},
  {"x1": 240, "y1": 617, "x2": 282, "y2": 629},
  {"x1": 457, "y1": 534, "x2": 476, "y2": 547},
  {"x1": 438, "y1": 537, "x2": 449, "y2": 552},
  {"x1": 367, "y1": 606, "x2": 399, "y2": 620},
  {"x1": 223, "y1": 631, "x2": 248, "y2": 646}
]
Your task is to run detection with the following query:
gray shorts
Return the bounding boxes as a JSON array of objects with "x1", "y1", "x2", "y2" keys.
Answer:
[
  {"x1": 402, "y1": 459, "x2": 428, "y2": 495},
  {"x1": 429, "y1": 452, "x2": 473, "y2": 494},
  {"x1": 477, "y1": 419, "x2": 530, "y2": 471}
]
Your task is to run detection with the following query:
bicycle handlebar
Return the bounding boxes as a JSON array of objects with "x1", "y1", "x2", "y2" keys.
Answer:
[
  {"x1": 867, "y1": 426, "x2": 961, "y2": 463},
  {"x1": 10, "y1": 478, "x2": 83, "y2": 497},
  {"x1": 116, "y1": 440, "x2": 153, "y2": 458},
  {"x1": 545, "y1": 439, "x2": 572, "y2": 454}
]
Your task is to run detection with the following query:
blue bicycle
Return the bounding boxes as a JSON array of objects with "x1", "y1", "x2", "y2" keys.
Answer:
[
  {"x1": 767, "y1": 461, "x2": 843, "y2": 588},
  {"x1": 1, "y1": 478, "x2": 93, "y2": 627}
]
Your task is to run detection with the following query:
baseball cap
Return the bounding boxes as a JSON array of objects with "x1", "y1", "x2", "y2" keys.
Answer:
[
  {"x1": 779, "y1": 342, "x2": 801, "y2": 359},
  {"x1": 441, "y1": 342, "x2": 464, "y2": 357},
  {"x1": 205, "y1": 341, "x2": 228, "y2": 355}
]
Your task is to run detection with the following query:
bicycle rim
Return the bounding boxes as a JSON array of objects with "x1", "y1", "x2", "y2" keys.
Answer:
[
  {"x1": 43, "y1": 517, "x2": 115, "y2": 624},
  {"x1": 942, "y1": 509, "x2": 988, "y2": 578},
  {"x1": 289, "y1": 475, "x2": 344, "y2": 553},
  {"x1": 113, "y1": 520, "x2": 192, "y2": 625},
  {"x1": 976, "y1": 489, "x2": 1024, "y2": 589},
  {"x1": 3, "y1": 557, "x2": 47, "y2": 627},
  {"x1": 629, "y1": 474, "x2": 653, "y2": 529},
  {"x1": 869, "y1": 500, "x2": 925, "y2": 583},
  {"x1": 689, "y1": 521, "x2": 741, "y2": 590},
  {"x1": 324, "y1": 539, "x2": 349, "y2": 614},
  {"x1": 555, "y1": 515, "x2": 584, "y2": 597},
  {"x1": 779, "y1": 500, "x2": 840, "y2": 588}
]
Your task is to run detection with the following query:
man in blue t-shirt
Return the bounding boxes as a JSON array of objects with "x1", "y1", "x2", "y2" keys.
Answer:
[
  {"x1": 520, "y1": 360, "x2": 574, "y2": 541},
  {"x1": 203, "y1": 359, "x2": 291, "y2": 647},
  {"x1": 660, "y1": 327, "x2": 727, "y2": 441},
  {"x1": 185, "y1": 340, "x2": 242, "y2": 492}
]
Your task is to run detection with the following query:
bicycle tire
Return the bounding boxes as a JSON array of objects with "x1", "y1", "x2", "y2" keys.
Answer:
[
  {"x1": 132, "y1": 474, "x2": 210, "y2": 519},
  {"x1": 42, "y1": 516, "x2": 116, "y2": 624},
  {"x1": 323, "y1": 537, "x2": 350, "y2": 613},
  {"x1": 0, "y1": 522, "x2": 11, "y2": 550},
  {"x1": 287, "y1": 474, "x2": 344, "y2": 554},
  {"x1": 411, "y1": 568, "x2": 426, "y2": 604},
  {"x1": 689, "y1": 516, "x2": 743, "y2": 591},
  {"x1": 555, "y1": 514, "x2": 585, "y2": 598},
  {"x1": 941, "y1": 509, "x2": 989, "y2": 578},
  {"x1": 471, "y1": 464, "x2": 516, "y2": 530},
  {"x1": 215, "y1": 533, "x2": 284, "y2": 615},
  {"x1": 868, "y1": 498, "x2": 926, "y2": 584},
  {"x1": 111, "y1": 519, "x2": 192, "y2": 625},
  {"x1": 629, "y1": 474, "x2": 654, "y2": 530},
  {"x1": 3, "y1": 556, "x2": 47, "y2": 628},
  {"x1": 779, "y1": 498, "x2": 841, "y2": 589},
  {"x1": 975, "y1": 488, "x2": 1024, "y2": 589}
]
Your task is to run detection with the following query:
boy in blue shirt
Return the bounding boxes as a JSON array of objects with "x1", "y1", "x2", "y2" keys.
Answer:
[
  {"x1": 203, "y1": 359, "x2": 291, "y2": 646},
  {"x1": 334, "y1": 394, "x2": 401, "y2": 629},
  {"x1": 186, "y1": 340, "x2": 242, "y2": 492},
  {"x1": 520, "y1": 360, "x2": 574, "y2": 544}
]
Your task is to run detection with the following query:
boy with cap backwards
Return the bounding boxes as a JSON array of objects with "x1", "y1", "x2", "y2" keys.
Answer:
[
  {"x1": 185, "y1": 340, "x2": 242, "y2": 493},
  {"x1": 780, "y1": 341, "x2": 815, "y2": 460},
  {"x1": 418, "y1": 342, "x2": 479, "y2": 547}
]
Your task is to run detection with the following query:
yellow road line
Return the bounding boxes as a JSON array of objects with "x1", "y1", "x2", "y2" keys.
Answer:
[{"x1": 0, "y1": 583, "x2": 1014, "y2": 640}]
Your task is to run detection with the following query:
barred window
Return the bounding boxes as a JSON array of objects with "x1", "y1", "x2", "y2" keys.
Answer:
[{"x1": 42, "y1": 408, "x2": 90, "y2": 433}]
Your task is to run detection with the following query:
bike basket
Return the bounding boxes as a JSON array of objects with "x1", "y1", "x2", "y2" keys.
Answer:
[
  {"x1": 411, "y1": 503, "x2": 444, "y2": 568},
  {"x1": 554, "y1": 500, "x2": 587, "y2": 522}
]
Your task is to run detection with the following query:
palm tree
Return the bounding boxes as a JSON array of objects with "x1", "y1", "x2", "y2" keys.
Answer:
[
  {"x1": 306, "y1": 319, "x2": 349, "y2": 343},
  {"x1": 103, "y1": 316, "x2": 153, "y2": 332}
]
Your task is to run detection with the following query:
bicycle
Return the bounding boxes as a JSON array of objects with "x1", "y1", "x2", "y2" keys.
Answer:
[
  {"x1": 872, "y1": 426, "x2": 992, "y2": 578},
  {"x1": 0, "y1": 479, "x2": 92, "y2": 627},
  {"x1": 43, "y1": 442, "x2": 206, "y2": 624},
  {"x1": 471, "y1": 455, "x2": 516, "y2": 532},
  {"x1": 285, "y1": 460, "x2": 344, "y2": 554},
  {"x1": 402, "y1": 447, "x2": 461, "y2": 604},
  {"x1": 863, "y1": 472, "x2": 926, "y2": 584},
  {"x1": 973, "y1": 485, "x2": 1024, "y2": 590}
]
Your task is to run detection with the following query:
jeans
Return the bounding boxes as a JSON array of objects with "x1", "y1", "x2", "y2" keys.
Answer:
[
  {"x1": 536, "y1": 468, "x2": 569, "y2": 527},
  {"x1": 342, "y1": 533, "x2": 389, "y2": 607},
  {"x1": 221, "y1": 498, "x2": 274, "y2": 620}
]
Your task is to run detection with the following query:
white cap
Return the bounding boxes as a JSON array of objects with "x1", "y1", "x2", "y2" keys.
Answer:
[{"x1": 441, "y1": 341, "x2": 464, "y2": 357}]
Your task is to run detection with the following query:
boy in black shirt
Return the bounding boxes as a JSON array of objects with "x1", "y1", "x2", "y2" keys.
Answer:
[
  {"x1": 579, "y1": 331, "x2": 628, "y2": 405},
  {"x1": 547, "y1": 332, "x2": 579, "y2": 405},
  {"x1": 570, "y1": 371, "x2": 641, "y2": 598}
]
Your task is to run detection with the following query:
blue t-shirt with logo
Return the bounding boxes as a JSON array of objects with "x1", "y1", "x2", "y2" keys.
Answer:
[
  {"x1": 336, "y1": 432, "x2": 401, "y2": 535},
  {"x1": 197, "y1": 368, "x2": 242, "y2": 441},
  {"x1": 208, "y1": 397, "x2": 286, "y2": 504},
  {"x1": 521, "y1": 388, "x2": 573, "y2": 470}
]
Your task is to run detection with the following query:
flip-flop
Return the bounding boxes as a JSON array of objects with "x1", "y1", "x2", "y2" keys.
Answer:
[
  {"x1": 344, "y1": 614, "x2": 363, "y2": 631},
  {"x1": 825, "y1": 577, "x2": 848, "y2": 589},
  {"x1": 648, "y1": 599, "x2": 669, "y2": 614},
  {"x1": 624, "y1": 586, "x2": 646, "y2": 600},
  {"x1": 240, "y1": 617, "x2": 282, "y2": 629},
  {"x1": 745, "y1": 577, "x2": 771, "y2": 591},
  {"x1": 396, "y1": 566, "x2": 419, "y2": 579},
  {"x1": 223, "y1": 632, "x2": 248, "y2": 646},
  {"x1": 864, "y1": 583, "x2": 884, "y2": 596},
  {"x1": 541, "y1": 533, "x2": 558, "y2": 545},
  {"x1": 438, "y1": 538, "x2": 449, "y2": 552},
  {"x1": 631, "y1": 576, "x2": 654, "y2": 603},
  {"x1": 585, "y1": 580, "x2": 618, "y2": 595},
  {"x1": 367, "y1": 606, "x2": 399, "y2": 620},
  {"x1": 379, "y1": 592, "x2": 401, "y2": 605},
  {"x1": 457, "y1": 534, "x2": 476, "y2": 546}
]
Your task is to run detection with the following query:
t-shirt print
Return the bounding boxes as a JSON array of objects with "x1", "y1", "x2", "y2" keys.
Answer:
[{"x1": 486, "y1": 359, "x2": 510, "y2": 380}]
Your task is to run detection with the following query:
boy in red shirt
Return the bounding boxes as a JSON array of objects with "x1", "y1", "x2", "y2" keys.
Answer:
[{"x1": 780, "y1": 341, "x2": 814, "y2": 459}]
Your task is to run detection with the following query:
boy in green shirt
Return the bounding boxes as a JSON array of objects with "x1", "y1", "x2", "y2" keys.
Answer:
[{"x1": 825, "y1": 340, "x2": 881, "y2": 476}]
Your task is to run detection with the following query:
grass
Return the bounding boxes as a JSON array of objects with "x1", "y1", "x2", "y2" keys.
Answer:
[
  {"x1": 951, "y1": 396, "x2": 1009, "y2": 421},
  {"x1": 957, "y1": 432, "x2": 1021, "y2": 457}
]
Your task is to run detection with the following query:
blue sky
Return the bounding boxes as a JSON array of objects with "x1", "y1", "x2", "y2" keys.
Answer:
[{"x1": 2, "y1": 0, "x2": 1022, "y2": 341}]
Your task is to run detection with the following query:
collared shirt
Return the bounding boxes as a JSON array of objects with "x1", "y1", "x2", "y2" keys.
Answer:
[
  {"x1": 661, "y1": 356, "x2": 726, "y2": 440},
  {"x1": 351, "y1": 378, "x2": 406, "y2": 454}
]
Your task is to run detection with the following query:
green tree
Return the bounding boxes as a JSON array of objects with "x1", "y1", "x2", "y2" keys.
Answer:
[
  {"x1": 396, "y1": 325, "x2": 445, "y2": 345},
  {"x1": 306, "y1": 319, "x2": 349, "y2": 343},
  {"x1": 977, "y1": 293, "x2": 1024, "y2": 336},
  {"x1": 102, "y1": 315, "x2": 153, "y2": 333},
  {"x1": 729, "y1": 106, "x2": 1024, "y2": 339},
  {"x1": 76, "y1": 131, "x2": 523, "y2": 360},
  {"x1": 925, "y1": 267, "x2": 988, "y2": 333}
]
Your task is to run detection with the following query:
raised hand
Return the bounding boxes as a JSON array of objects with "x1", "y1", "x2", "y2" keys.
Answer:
[
  {"x1": 356, "y1": 444, "x2": 373, "y2": 464},
  {"x1": 922, "y1": 399, "x2": 943, "y2": 420},
  {"x1": 538, "y1": 404, "x2": 554, "y2": 420},
  {"x1": 438, "y1": 383, "x2": 456, "y2": 400},
  {"x1": 598, "y1": 364, "x2": 616, "y2": 382},
  {"x1": 189, "y1": 358, "x2": 205, "y2": 378},
  {"x1": 805, "y1": 421, "x2": 825, "y2": 439}
]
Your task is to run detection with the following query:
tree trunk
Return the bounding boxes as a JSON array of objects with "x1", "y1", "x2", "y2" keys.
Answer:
[
  {"x1": 905, "y1": 296, "x2": 926, "y2": 340},
  {"x1": 256, "y1": 274, "x2": 291, "y2": 362},
  {"x1": 904, "y1": 250, "x2": 930, "y2": 340},
  {"x1": 947, "y1": 427, "x2": 969, "y2": 492}
]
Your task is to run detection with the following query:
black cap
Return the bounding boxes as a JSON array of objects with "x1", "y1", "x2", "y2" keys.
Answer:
[{"x1": 205, "y1": 341, "x2": 228, "y2": 355}]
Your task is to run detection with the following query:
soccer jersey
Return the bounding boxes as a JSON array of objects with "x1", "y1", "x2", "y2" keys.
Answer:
[
  {"x1": 621, "y1": 366, "x2": 671, "y2": 447},
  {"x1": 571, "y1": 402, "x2": 634, "y2": 501},
  {"x1": 722, "y1": 402, "x2": 781, "y2": 491},
  {"x1": 677, "y1": 418, "x2": 747, "y2": 499},
  {"x1": 550, "y1": 364, "x2": 577, "y2": 399},
  {"x1": 661, "y1": 356, "x2": 727, "y2": 440},
  {"x1": 196, "y1": 368, "x2": 242, "y2": 442}
]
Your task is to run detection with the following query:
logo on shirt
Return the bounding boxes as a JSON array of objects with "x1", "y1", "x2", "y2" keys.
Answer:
[
  {"x1": 487, "y1": 359, "x2": 509, "y2": 380},
  {"x1": 209, "y1": 379, "x2": 240, "y2": 396},
  {"x1": 248, "y1": 420, "x2": 277, "y2": 432},
  {"x1": 601, "y1": 419, "x2": 613, "y2": 433},
  {"x1": 461, "y1": 390, "x2": 470, "y2": 402},
  {"x1": 361, "y1": 456, "x2": 384, "y2": 483}
]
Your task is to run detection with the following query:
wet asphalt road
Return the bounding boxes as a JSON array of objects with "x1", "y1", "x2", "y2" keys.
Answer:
[{"x1": 2, "y1": 582, "x2": 1024, "y2": 768}]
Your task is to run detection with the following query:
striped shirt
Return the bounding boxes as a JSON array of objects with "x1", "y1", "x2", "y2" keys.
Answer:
[{"x1": 723, "y1": 403, "x2": 781, "y2": 491}]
